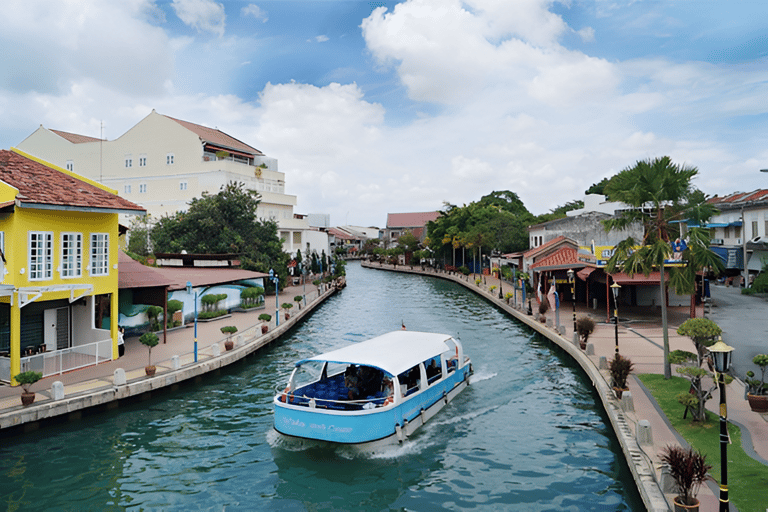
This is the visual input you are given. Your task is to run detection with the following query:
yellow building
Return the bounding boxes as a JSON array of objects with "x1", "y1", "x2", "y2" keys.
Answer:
[{"x1": 0, "y1": 149, "x2": 145, "y2": 385}]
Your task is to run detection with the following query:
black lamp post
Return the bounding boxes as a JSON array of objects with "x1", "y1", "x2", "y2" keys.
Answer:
[
  {"x1": 610, "y1": 282, "x2": 621, "y2": 355},
  {"x1": 567, "y1": 268, "x2": 576, "y2": 334},
  {"x1": 710, "y1": 337, "x2": 734, "y2": 512}
]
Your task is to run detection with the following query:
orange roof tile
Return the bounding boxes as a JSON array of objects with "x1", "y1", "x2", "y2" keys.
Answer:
[
  {"x1": 523, "y1": 235, "x2": 577, "y2": 258},
  {"x1": 386, "y1": 211, "x2": 440, "y2": 228},
  {"x1": 0, "y1": 150, "x2": 145, "y2": 213},
  {"x1": 164, "y1": 115, "x2": 263, "y2": 156},
  {"x1": 50, "y1": 129, "x2": 104, "y2": 144},
  {"x1": 530, "y1": 246, "x2": 581, "y2": 271}
]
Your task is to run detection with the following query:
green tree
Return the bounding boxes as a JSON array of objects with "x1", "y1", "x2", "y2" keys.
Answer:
[
  {"x1": 127, "y1": 215, "x2": 152, "y2": 256},
  {"x1": 603, "y1": 157, "x2": 724, "y2": 379},
  {"x1": 150, "y1": 181, "x2": 288, "y2": 282}
]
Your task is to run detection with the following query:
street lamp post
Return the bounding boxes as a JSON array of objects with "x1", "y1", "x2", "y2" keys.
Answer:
[
  {"x1": 269, "y1": 269, "x2": 280, "y2": 327},
  {"x1": 610, "y1": 281, "x2": 621, "y2": 356},
  {"x1": 185, "y1": 281, "x2": 198, "y2": 362},
  {"x1": 567, "y1": 268, "x2": 576, "y2": 335},
  {"x1": 710, "y1": 338, "x2": 735, "y2": 512}
]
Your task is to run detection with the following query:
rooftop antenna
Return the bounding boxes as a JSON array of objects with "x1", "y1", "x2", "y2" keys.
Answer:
[{"x1": 99, "y1": 121, "x2": 103, "y2": 182}]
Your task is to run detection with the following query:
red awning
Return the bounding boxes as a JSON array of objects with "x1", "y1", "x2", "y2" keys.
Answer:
[
  {"x1": 577, "y1": 267, "x2": 596, "y2": 281},
  {"x1": 611, "y1": 271, "x2": 667, "y2": 285}
]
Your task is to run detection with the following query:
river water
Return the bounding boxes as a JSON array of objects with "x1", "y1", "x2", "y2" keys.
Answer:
[{"x1": 0, "y1": 262, "x2": 642, "y2": 511}]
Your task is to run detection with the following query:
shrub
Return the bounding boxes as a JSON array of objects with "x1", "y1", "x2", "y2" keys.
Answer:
[
  {"x1": 576, "y1": 316, "x2": 595, "y2": 344},
  {"x1": 258, "y1": 313, "x2": 272, "y2": 323},
  {"x1": 608, "y1": 354, "x2": 634, "y2": 389},
  {"x1": 538, "y1": 300, "x2": 549, "y2": 315},
  {"x1": 458, "y1": 266, "x2": 470, "y2": 275},
  {"x1": 659, "y1": 445, "x2": 712, "y2": 506},
  {"x1": 14, "y1": 371, "x2": 42, "y2": 393},
  {"x1": 139, "y1": 332, "x2": 159, "y2": 367}
]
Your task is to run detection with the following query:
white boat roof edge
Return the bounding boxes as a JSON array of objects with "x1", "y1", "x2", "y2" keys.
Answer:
[{"x1": 296, "y1": 331, "x2": 459, "y2": 377}]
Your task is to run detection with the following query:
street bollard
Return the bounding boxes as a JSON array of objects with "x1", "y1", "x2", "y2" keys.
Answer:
[
  {"x1": 637, "y1": 419, "x2": 653, "y2": 446},
  {"x1": 586, "y1": 343, "x2": 595, "y2": 355},
  {"x1": 212, "y1": 344, "x2": 221, "y2": 357},
  {"x1": 172, "y1": 355, "x2": 181, "y2": 370},
  {"x1": 599, "y1": 356, "x2": 608, "y2": 369},
  {"x1": 620, "y1": 391, "x2": 634, "y2": 412},
  {"x1": 52, "y1": 381, "x2": 65, "y2": 400},
  {"x1": 114, "y1": 368, "x2": 126, "y2": 386}
]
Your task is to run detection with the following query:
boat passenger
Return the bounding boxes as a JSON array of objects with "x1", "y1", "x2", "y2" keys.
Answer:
[{"x1": 345, "y1": 366, "x2": 361, "y2": 400}]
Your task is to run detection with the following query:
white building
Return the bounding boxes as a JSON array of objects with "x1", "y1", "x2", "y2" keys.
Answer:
[{"x1": 17, "y1": 110, "x2": 328, "y2": 257}]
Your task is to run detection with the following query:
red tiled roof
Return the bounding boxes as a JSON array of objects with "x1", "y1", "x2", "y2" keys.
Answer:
[
  {"x1": 164, "y1": 115, "x2": 263, "y2": 157},
  {"x1": 50, "y1": 129, "x2": 104, "y2": 144},
  {"x1": 328, "y1": 227, "x2": 358, "y2": 240},
  {"x1": 0, "y1": 150, "x2": 145, "y2": 213},
  {"x1": 386, "y1": 211, "x2": 440, "y2": 228},
  {"x1": 739, "y1": 189, "x2": 768, "y2": 202},
  {"x1": 523, "y1": 236, "x2": 577, "y2": 259},
  {"x1": 530, "y1": 247, "x2": 582, "y2": 271},
  {"x1": 158, "y1": 266, "x2": 269, "y2": 291},
  {"x1": 118, "y1": 251, "x2": 173, "y2": 289}
]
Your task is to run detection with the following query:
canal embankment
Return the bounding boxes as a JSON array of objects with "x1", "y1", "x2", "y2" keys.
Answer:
[
  {"x1": 0, "y1": 279, "x2": 344, "y2": 433},
  {"x1": 361, "y1": 261, "x2": 672, "y2": 512}
]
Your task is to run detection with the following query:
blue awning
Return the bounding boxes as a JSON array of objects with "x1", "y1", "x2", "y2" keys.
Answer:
[{"x1": 710, "y1": 246, "x2": 743, "y2": 269}]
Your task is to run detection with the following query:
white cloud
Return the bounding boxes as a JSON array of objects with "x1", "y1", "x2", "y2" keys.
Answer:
[
  {"x1": 242, "y1": 4, "x2": 268, "y2": 23},
  {"x1": 172, "y1": 0, "x2": 226, "y2": 37},
  {"x1": 315, "y1": 35, "x2": 330, "y2": 43}
]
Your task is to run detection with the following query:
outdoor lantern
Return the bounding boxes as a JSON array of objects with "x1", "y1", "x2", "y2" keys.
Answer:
[
  {"x1": 567, "y1": 268, "x2": 574, "y2": 282},
  {"x1": 186, "y1": 281, "x2": 192, "y2": 294},
  {"x1": 710, "y1": 337, "x2": 734, "y2": 373},
  {"x1": 610, "y1": 281, "x2": 621, "y2": 303}
]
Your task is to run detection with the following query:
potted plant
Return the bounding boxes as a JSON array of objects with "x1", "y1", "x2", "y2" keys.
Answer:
[
  {"x1": 538, "y1": 300, "x2": 549, "y2": 323},
  {"x1": 746, "y1": 353, "x2": 768, "y2": 413},
  {"x1": 608, "y1": 354, "x2": 634, "y2": 398},
  {"x1": 576, "y1": 315, "x2": 595, "y2": 350},
  {"x1": 281, "y1": 302, "x2": 293, "y2": 320},
  {"x1": 139, "y1": 331, "x2": 159, "y2": 376},
  {"x1": 259, "y1": 313, "x2": 272, "y2": 334},
  {"x1": 489, "y1": 285, "x2": 497, "y2": 295},
  {"x1": 14, "y1": 370, "x2": 42, "y2": 406},
  {"x1": 221, "y1": 325, "x2": 238, "y2": 350},
  {"x1": 294, "y1": 295, "x2": 303, "y2": 311},
  {"x1": 659, "y1": 445, "x2": 712, "y2": 511}
]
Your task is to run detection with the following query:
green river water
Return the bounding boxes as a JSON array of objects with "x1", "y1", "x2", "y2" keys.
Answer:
[{"x1": 0, "y1": 262, "x2": 643, "y2": 511}]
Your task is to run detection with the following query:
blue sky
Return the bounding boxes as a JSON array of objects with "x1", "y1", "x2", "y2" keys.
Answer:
[{"x1": 3, "y1": 0, "x2": 768, "y2": 227}]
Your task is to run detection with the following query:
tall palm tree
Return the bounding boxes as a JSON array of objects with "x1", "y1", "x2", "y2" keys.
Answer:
[{"x1": 603, "y1": 156, "x2": 723, "y2": 379}]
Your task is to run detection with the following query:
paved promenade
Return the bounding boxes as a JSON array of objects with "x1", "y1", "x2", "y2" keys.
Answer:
[
  {"x1": 0, "y1": 281, "x2": 336, "y2": 428},
  {"x1": 363, "y1": 261, "x2": 768, "y2": 512}
]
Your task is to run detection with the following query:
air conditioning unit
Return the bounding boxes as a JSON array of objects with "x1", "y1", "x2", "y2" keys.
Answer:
[
  {"x1": 751, "y1": 236, "x2": 763, "y2": 244},
  {"x1": 736, "y1": 238, "x2": 742, "y2": 245},
  {"x1": 711, "y1": 238, "x2": 724, "y2": 245}
]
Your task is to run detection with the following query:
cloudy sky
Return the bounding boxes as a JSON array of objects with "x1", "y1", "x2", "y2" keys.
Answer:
[{"x1": 3, "y1": 0, "x2": 768, "y2": 227}]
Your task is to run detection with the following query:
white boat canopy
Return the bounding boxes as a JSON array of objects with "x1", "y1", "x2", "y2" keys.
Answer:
[{"x1": 297, "y1": 331, "x2": 458, "y2": 377}]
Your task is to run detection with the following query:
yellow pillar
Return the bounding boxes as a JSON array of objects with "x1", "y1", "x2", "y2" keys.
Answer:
[
  {"x1": 10, "y1": 291, "x2": 21, "y2": 386},
  {"x1": 111, "y1": 292, "x2": 118, "y2": 360}
]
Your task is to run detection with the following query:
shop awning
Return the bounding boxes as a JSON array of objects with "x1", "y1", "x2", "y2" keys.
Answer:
[
  {"x1": 577, "y1": 267, "x2": 596, "y2": 281},
  {"x1": 611, "y1": 271, "x2": 667, "y2": 285}
]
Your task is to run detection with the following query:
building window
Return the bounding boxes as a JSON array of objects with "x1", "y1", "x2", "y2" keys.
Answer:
[
  {"x1": 166, "y1": 153, "x2": 174, "y2": 165},
  {"x1": 124, "y1": 184, "x2": 132, "y2": 194},
  {"x1": 61, "y1": 233, "x2": 82, "y2": 278},
  {"x1": 29, "y1": 231, "x2": 53, "y2": 280},
  {"x1": 293, "y1": 232, "x2": 302, "y2": 244},
  {"x1": 735, "y1": 226, "x2": 741, "y2": 238},
  {"x1": 752, "y1": 221, "x2": 759, "y2": 239},
  {"x1": 65, "y1": 160, "x2": 74, "y2": 171},
  {"x1": 180, "y1": 181, "x2": 188, "y2": 191},
  {"x1": 90, "y1": 233, "x2": 109, "y2": 276},
  {"x1": 125, "y1": 156, "x2": 132, "y2": 168},
  {"x1": 139, "y1": 155, "x2": 147, "y2": 167},
  {"x1": 139, "y1": 183, "x2": 147, "y2": 194}
]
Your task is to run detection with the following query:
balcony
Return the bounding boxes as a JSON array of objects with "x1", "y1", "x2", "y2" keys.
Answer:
[{"x1": 0, "y1": 338, "x2": 113, "y2": 383}]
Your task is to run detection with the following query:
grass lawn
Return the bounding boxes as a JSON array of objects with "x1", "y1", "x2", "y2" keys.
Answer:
[{"x1": 638, "y1": 373, "x2": 768, "y2": 512}]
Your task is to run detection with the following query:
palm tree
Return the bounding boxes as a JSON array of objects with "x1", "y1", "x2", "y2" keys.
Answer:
[{"x1": 603, "y1": 156, "x2": 723, "y2": 379}]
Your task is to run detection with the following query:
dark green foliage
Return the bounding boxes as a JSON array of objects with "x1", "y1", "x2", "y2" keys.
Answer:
[
  {"x1": 258, "y1": 313, "x2": 272, "y2": 323},
  {"x1": 149, "y1": 181, "x2": 288, "y2": 281},
  {"x1": 585, "y1": 176, "x2": 611, "y2": 198},
  {"x1": 201, "y1": 293, "x2": 227, "y2": 312},
  {"x1": 746, "y1": 354, "x2": 768, "y2": 395},
  {"x1": 139, "y1": 331, "x2": 159, "y2": 366},
  {"x1": 240, "y1": 287, "x2": 264, "y2": 308},
  {"x1": 14, "y1": 370, "x2": 42, "y2": 393},
  {"x1": 167, "y1": 300, "x2": 183, "y2": 315},
  {"x1": 146, "y1": 305, "x2": 163, "y2": 331},
  {"x1": 659, "y1": 445, "x2": 712, "y2": 506},
  {"x1": 674, "y1": 318, "x2": 723, "y2": 421}
]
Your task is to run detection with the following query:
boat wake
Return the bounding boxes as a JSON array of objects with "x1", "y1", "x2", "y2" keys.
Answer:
[
  {"x1": 468, "y1": 369, "x2": 497, "y2": 384},
  {"x1": 428, "y1": 404, "x2": 500, "y2": 427}
]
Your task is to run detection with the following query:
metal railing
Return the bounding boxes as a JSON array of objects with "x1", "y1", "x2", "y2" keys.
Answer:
[{"x1": 0, "y1": 338, "x2": 113, "y2": 383}]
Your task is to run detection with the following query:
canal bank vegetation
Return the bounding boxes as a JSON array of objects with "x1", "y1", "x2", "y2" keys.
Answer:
[{"x1": 639, "y1": 373, "x2": 768, "y2": 512}]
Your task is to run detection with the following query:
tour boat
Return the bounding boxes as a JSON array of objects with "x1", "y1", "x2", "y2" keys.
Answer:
[{"x1": 273, "y1": 330, "x2": 472, "y2": 447}]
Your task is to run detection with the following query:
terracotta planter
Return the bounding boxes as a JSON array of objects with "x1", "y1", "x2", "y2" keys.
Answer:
[
  {"x1": 21, "y1": 392, "x2": 35, "y2": 406},
  {"x1": 579, "y1": 341, "x2": 587, "y2": 350},
  {"x1": 673, "y1": 497, "x2": 699, "y2": 512},
  {"x1": 224, "y1": 340, "x2": 234, "y2": 351},
  {"x1": 747, "y1": 393, "x2": 768, "y2": 413},
  {"x1": 145, "y1": 365, "x2": 156, "y2": 377},
  {"x1": 261, "y1": 325, "x2": 269, "y2": 334},
  {"x1": 285, "y1": 313, "x2": 290, "y2": 320}
]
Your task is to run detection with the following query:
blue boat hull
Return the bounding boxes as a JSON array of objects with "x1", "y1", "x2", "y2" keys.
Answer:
[{"x1": 274, "y1": 363, "x2": 471, "y2": 445}]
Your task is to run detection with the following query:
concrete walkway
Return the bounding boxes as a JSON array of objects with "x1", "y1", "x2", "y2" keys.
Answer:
[
  {"x1": 363, "y1": 261, "x2": 768, "y2": 511},
  {"x1": 0, "y1": 280, "x2": 335, "y2": 423}
]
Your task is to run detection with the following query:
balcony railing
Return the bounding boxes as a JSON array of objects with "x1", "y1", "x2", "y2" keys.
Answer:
[{"x1": 0, "y1": 338, "x2": 113, "y2": 383}]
